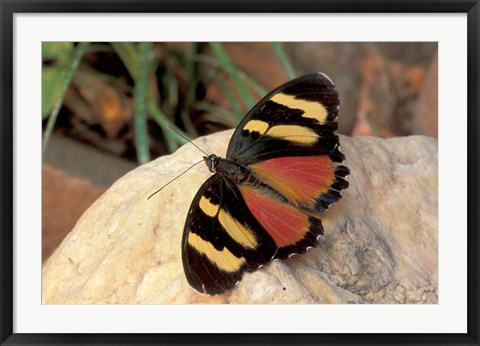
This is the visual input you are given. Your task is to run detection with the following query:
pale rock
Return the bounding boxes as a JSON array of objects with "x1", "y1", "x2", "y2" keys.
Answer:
[{"x1": 42, "y1": 130, "x2": 438, "y2": 304}]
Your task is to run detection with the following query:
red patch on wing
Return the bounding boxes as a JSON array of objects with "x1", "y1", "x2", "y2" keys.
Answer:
[
  {"x1": 248, "y1": 156, "x2": 336, "y2": 210},
  {"x1": 239, "y1": 186, "x2": 310, "y2": 248}
]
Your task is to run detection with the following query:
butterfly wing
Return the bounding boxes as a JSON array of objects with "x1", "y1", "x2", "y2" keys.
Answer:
[
  {"x1": 226, "y1": 73, "x2": 349, "y2": 259},
  {"x1": 227, "y1": 72, "x2": 342, "y2": 164},
  {"x1": 182, "y1": 174, "x2": 277, "y2": 295},
  {"x1": 237, "y1": 182, "x2": 325, "y2": 259}
]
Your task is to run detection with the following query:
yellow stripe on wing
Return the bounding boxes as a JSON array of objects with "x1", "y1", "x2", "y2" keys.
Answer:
[
  {"x1": 267, "y1": 125, "x2": 317, "y2": 144},
  {"x1": 271, "y1": 93, "x2": 328, "y2": 124},
  {"x1": 218, "y1": 210, "x2": 258, "y2": 249},
  {"x1": 243, "y1": 119, "x2": 269, "y2": 135},
  {"x1": 188, "y1": 232, "x2": 246, "y2": 272},
  {"x1": 199, "y1": 195, "x2": 219, "y2": 217}
]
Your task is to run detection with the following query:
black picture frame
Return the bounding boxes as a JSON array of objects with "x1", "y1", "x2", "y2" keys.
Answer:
[{"x1": 1, "y1": 1, "x2": 479, "y2": 345}]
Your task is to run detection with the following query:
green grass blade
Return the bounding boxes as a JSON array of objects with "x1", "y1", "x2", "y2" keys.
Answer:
[
  {"x1": 195, "y1": 101, "x2": 239, "y2": 127},
  {"x1": 272, "y1": 42, "x2": 296, "y2": 79},
  {"x1": 110, "y1": 42, "x2": 140, "y2": 79},
  {"x1": 113, "y1": 42, "x2": 192, "y2": 153},
  {"x1": 134, "y1": 42, "x2": 151, "y2": 164},
  {"x1": 148, "y1": 101, "x2": 192, "y2": 152},
  {"x1": 180, "y1": 42, "x2": 199, "y2": 136},
  {"x1": 209, "y1": 42, "x2": 256, "y2": 109},
  {"x1": 189, "y1": 54, "x2": 267, "y2": 97},
  {"x1": 213, "y1": 73, "x2": 243, "y2": 122},
  {"x1": 163, "y1": 56, "x2": 179, "y2": 119},
  {"x1": 42, "y1": 42, "x2": 90, "y2": 155}
]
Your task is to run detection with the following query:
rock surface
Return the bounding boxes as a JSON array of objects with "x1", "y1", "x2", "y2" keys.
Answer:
[
  {"x1": 42, "y1": 131, "x2": 438, "y2": 304},
  {"x1": 42, "y1": 163, "x2": 106, "y2": 262}
]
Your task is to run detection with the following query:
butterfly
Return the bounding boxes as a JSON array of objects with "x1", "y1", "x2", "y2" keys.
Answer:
[{"x1": 182, "y1": 73, "x2": 349, "y2": 295}]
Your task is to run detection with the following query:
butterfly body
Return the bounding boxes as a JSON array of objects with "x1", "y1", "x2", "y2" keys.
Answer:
[
  {"x1": 204, "y1": 154, "x2": 278, "y2": 192},
  {"x1": 203, "y1": 155, "x2": 248, "y2": 182},
  {"x1": 181, "y1": 73, "x2": 350, "y2": 295}
]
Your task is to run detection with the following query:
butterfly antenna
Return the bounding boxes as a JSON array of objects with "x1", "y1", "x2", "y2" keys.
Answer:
[
  {"x1": 169, "y1": 127, "x2": 209, "y2": 156},
  {"x1": 147, "y1": 159, "x2": 204, "y2": 200}
]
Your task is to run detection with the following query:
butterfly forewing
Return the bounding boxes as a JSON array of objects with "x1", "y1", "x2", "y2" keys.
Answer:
[{"x1": 227, "y1": 73, "x2": 341, "y2": 165}]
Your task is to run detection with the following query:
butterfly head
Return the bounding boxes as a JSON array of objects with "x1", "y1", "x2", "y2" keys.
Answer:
[{"x1": 203, "y1": 154, "x2": 220, "y2": 173}]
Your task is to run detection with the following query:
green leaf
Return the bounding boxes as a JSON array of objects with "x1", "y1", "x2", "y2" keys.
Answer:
[
  {"x1": 42, "y1": 42, "x2": 73, "y2": 62},
  {"x1": 42, "y1": 66, "x2": 65, "y2": 118},
  {"x1": 42, "y1": 42, "x2": 90, "y2": 155}
]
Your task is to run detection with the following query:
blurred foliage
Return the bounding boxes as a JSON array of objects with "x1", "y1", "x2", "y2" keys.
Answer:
[
  {"x1": 42, "y1": 42, "x2": 73, "y2": 118},
  {"x1": 41, "y1": 42, "x2": 296, "y2": 163},
  {"x1": 41, "y1": 42, "x2": 438, "y2": 164},
  {"x1": 42, "y1": 42, "x2": 89, "y2": 154}
]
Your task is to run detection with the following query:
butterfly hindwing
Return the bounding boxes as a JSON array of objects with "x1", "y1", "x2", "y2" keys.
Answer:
[
  {"x1": 248, "y1": 154, "x2": 349, "y2": 215},
  {"x1": 238, "y1": 183, "x2": 324, "y2": 260},
  {"x1": 182, "y1": 174, "x2": 277, "y2": 295}
]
